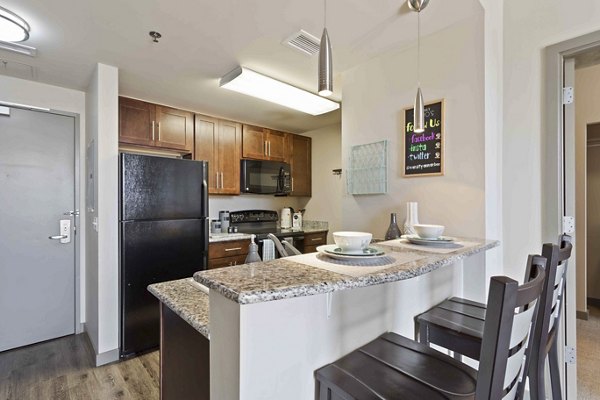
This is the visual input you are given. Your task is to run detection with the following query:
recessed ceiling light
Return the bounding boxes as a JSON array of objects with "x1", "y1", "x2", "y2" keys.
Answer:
[
  {"x1": 219, "y1": 66, "x2": 340, "y2": 116},
  {"x1": 0, "y1": 6, "x2": 30, "y2": 42}
]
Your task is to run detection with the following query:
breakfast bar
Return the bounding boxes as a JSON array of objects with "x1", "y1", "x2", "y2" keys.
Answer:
[{"x1": 166, "y1": 236, "x2": 499, "y2": 399}]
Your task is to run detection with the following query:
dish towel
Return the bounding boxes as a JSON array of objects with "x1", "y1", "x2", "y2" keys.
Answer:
[{"x1": 262, "y1": 239, "x2": 275, "y2": 261}]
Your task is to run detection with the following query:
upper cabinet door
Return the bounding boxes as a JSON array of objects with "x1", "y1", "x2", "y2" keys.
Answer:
[
  {"x1": 155, "y1": 106, "x2": 194, "y2": 152},
  {"x1": 242, "y1": 125, "x2": 267, "y2": 160},
  {"x1": 290, "y1": 135, "x2": 311, "y2": 197},
  {"x1": 266, "y1": 130, "x2": 288, "y2": 162},
  {"x1": 119, "y1": 97, "x2": 155, "y2": 147},
  {"x1": 218, "y1": 120, "x2": 242, "y2": 194},
  {"x1": 194, "y1": 115, "x2": 218, "y2": 192}
]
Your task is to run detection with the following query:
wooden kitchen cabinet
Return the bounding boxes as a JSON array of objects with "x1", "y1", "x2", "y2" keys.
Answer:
[
  {"x1": 155, "y1": 105, "x2": 194, "y2": 152},
  {"x1": 242, "y1": 125, "x2": 289, "y2": 162},
  {"x1": 119, "y1": 97, "x2": 194, "y2": 154},
  {"x1": 299, "y1": 231, "x2": 328, "y2": 254},
  {"x1": 208, "y1": 239, "x2": 250, "y2": 269},
  {"x1": 195, "y1": 115, "x2": 241, "y2": 195},
  {"x1": 119, "y1": 97, "x2": 155, "y2": 147},
  {"x1": 266, "y1": 130, "x2": 287, "y2": 162},
  {"x1": 289, "y1": 134, "x2": 312, "y2": 196}
]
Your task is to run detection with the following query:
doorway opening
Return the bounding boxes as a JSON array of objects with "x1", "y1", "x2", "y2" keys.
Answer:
[{"x1": 544, "y1": 30, "x2": 600, "y2": 400}]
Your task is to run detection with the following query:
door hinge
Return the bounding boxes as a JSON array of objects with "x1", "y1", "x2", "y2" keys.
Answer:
[
  {"x1": 563, "y1": 87, "x2": 574, "y2": 105},
  {"x1": 565, "y1": 346, "x2": 576, "y2": 365},
  {"x1": 562, "y1": 216, "x2": 575, "y2": 234}
]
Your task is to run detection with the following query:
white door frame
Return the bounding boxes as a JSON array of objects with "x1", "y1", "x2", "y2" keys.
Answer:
[
  {"x1": 0, "y1": 101, "x2": 83, "y2": 335},
  {"x1": 543, "y1": 31, "x2": 600, "y2": 400}
]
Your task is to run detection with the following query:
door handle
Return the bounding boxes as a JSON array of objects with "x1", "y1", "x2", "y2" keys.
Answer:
[{"x1": 49, "y1": 219, "x2": 71, "y2": 244}]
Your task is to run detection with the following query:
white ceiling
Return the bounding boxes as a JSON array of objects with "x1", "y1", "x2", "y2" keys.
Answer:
[{"x1": 0, "y1": 0, "x2": 481, "y2": 133}]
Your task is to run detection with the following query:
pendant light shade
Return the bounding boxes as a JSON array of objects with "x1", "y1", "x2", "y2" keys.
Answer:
[
  {"x1": 414, "y1": 87, "x2": 425, "y2": 133},
  {"x1": 318, "y1": 27, "x2": 333, "y2": 97},
  {"x1": 0, "y1": 6, "x2": 30, "y2": 42}
]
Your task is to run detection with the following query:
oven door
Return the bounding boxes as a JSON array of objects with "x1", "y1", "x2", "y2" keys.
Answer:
[{"x1": 240, "y1": 160, "x2": 291, "y2": 195}]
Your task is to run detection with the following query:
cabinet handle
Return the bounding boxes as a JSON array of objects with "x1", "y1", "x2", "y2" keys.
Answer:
[
  {"x1": 311, "y1": 238, "x2": 322, "y2": 242},
  {"x1": 264, "y1": 141, "x2": 268, "y2": 156},
  {"x1": 291, "y1": 177, "x2": 294, "y2": 192},
  {"x1": 268, "y1": 141, "x2": 271, "y2": 156},
  {"x1": 225, "y1": 247, "x2": 242, "y2": 252},
  {"x1": 216, "y1": 172, "x2": 220, "y2": 189},
  {"x1": 220, "y1": 172, "x2": 224, "y2": 189},
  {"x1": 156, "y1": 122, "x2": 160, "y2": 140},
  {"x1": 151, "y1": 121, "x2": 155, "y2": 141}
]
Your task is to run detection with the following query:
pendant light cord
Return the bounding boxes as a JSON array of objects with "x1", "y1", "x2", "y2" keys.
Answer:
[
  {"x1": 417, "y1": 10, "x2": 421, "y2": 87},
  {"x1": 324, "y1": 0, "x2": 327, "y2": 28}
]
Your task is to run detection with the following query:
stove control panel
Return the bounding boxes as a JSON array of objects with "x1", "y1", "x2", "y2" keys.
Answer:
[{"x1": 230, "y1": 210, "x2": 279, "y2": 224}]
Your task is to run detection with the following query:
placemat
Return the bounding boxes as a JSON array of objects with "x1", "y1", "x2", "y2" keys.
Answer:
[
  {"x1": 286, "y1": 251, "x2": 426, "y2": 277},
  {"x1": 378, "y1": 238, "x2": 480, "y2": 254}
]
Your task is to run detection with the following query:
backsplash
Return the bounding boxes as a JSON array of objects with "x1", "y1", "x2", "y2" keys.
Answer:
[{"x1": 208, "y1": 194, "x2": 308, "y2": 220}]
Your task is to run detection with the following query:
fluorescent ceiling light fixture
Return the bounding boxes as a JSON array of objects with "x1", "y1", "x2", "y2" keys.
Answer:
[
  {"x1": 220, "y1": 67, "x2": 339, "y2": 116},
  {"x1": 0, "y1": 6, "x2": 30, "y2": 42},
  {"x1": 0, "y1": 40, "x2": 36, "y2": 56}
]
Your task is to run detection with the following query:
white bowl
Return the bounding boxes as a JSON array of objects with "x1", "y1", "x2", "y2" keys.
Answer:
[
  {"x1": 413, "y1": 224, "x2": 445, "y2": 239},
  {"x1": 333, "y1": 231, "x2": 373, "y2": 251}
]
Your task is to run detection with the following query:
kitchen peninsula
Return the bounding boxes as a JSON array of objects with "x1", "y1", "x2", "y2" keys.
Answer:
[{"x1": 149, "y1": 237, "x2": 499, "y2": 399}]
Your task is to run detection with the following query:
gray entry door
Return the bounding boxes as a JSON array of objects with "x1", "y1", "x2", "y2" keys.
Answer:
[{"x1": 0, "y1": 107, "x2": 76, "y2": 352}]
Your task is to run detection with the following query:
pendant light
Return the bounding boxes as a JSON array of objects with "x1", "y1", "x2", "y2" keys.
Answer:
[
  {"x1": 408, "y1": 0, "x2": 429, "y2": 133},
  {"x1": 0, "y1": 6, "x2": 30, "y2": 42},
  {"x1": 318, "y1": 0, "x2": 333, "y2": 97}
]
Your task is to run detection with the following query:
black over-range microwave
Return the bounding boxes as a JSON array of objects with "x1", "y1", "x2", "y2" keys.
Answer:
[{"x1": 240, "y1": 159, "x2": 291, "y2": 195}]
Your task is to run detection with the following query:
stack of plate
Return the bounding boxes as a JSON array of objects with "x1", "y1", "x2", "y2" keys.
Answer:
[
  {"x1": 403, "y1": 234, "x2": 457, "y2": 247},
  {"x1": 317, "y1": 245, "x2": 387, "y2": 261}
]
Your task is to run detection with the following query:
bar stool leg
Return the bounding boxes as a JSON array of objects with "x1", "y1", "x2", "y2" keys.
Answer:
[
  {"x1": 548, "y1": 340, "x2": 562, "y2": 400},
  {"x1": 528, "y1": 357, "x2": 545, "y2": 400}
]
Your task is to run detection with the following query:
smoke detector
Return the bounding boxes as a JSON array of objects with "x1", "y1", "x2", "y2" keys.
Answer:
[{"x1": 282, "y1": 30, "x2": 320, "y2": 56}]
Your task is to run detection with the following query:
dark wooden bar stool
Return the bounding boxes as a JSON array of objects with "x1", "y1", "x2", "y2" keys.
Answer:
[
  {"x1": 315, "y1": 255, "x2": 546, "y2": 400},
  {"x1": 415, "y1": 235, "x2": 572, "y2": 400}
]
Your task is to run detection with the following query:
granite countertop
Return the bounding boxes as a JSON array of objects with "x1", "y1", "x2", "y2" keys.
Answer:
[
  {"x1": 148, "y1": 278, "x2": 210, "y2": 339},
  {"x1": 194, "y1": 237, "x2": 499, "y2": 305}
]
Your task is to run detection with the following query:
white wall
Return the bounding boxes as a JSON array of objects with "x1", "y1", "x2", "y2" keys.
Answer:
[
  {"x1": 0, "y1": 75, "x2": 87, "y2": 323},
  {"x1": 301, "y1": 124, "x2": 342, "y2": 242},
  {"x1": 85, "y1": 63, "x2": 120, "y2": 364},
  {"x1": 341, "y1": 14, "x2": 485, "y2": 241}
]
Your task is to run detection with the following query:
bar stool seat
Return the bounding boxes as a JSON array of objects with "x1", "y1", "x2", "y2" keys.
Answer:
[
  {"x1": 417, "y1": 296, "x2": 486, "y2": 360},
  {"x1": 316, "y1": 332, "x2": 477, "y2": 400}
]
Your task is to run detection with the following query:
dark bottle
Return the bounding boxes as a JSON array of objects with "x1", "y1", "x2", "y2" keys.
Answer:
[{"x1": 385, "y1": 213, "x2": 402, "y2": 240}]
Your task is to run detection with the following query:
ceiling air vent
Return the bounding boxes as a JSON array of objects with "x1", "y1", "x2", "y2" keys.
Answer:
[{"x1": 282, "y1": 30, "x2": 320, "y2": 56}]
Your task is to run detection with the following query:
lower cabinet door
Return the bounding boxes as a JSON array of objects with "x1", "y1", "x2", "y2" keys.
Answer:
[
  {"x1": 208, "y1": 254, "x2": 248, "y2": 269},
  {"x1": 160, "y1": 304, "x2": 209, "y2": 400}
]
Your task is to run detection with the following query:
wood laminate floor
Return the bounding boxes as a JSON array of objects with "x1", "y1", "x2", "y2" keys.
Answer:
[{"x1": 0, "y1": 334, "x2": 159, "y2": 400}]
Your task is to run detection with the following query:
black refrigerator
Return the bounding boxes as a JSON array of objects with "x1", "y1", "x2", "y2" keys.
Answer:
[{"x1": 119, "y1": 153, "x2": 208, "y2": 358}]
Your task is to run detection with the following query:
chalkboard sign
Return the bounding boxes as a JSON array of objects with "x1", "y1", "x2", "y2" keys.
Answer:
[{"x1": 403, "y1": 100, "x2": 444, "y2": 177}]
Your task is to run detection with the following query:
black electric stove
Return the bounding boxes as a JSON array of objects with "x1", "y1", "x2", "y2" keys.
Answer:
[{"x1": 229, "y1": 210, "x2": 305, "y2": 241}]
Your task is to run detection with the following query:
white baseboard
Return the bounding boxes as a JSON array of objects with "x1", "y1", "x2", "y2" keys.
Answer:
[{"x1": 81, "y1": 324, "x2": 120, "y2": 366}]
